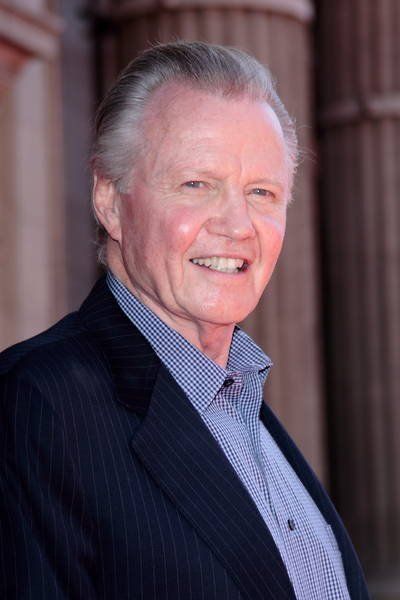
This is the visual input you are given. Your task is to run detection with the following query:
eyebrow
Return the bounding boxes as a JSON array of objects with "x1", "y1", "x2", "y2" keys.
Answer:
[
  {"x1": 177, "y1": 168, "x2": 219, "y2": 179},
  {"x1": 251, "y1": 177, "x2": 285, "y2": 191},
  {"x1": 167, "y1": 163, "x2": 287, "y2": 194},
  {"x1": 177, "y1": 169, "x2": 285, "y2": 188}
]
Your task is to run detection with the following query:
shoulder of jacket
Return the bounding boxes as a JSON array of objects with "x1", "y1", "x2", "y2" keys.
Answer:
[{"x1": 0, "y1": 311, "x2": 107, "y2": 384}]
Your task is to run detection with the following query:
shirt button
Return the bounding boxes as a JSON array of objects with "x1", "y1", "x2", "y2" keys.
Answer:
[
  {"x1": 288, "y1": 518, "x2": 296, "y2": 531},
  {"x1": 224, "y1": 378, "x2": 235, "y2": 388}
]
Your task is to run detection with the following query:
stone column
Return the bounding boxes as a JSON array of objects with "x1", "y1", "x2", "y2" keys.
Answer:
[
  {"x1": 0, "y1": 2, "x2": 66, "y2": 349},
  {"x1": 59, "y1": 0, "x2": 98, "y2": 309},
  {"x1": 96, "y1": 0, "x2": 326, "y2": 479},
  {"x1": 318, "y1": 2, "x2": 400, "y2": 596}
]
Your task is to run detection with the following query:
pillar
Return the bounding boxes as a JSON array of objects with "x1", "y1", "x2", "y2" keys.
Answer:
[
  {"x1": 95, "y1": 0, "x2": 326, "y2": 479},
  {"x1": 318, "y1": 1, "x2": 400, "y2": 596},
  {"x1": 0, "y1": 1, "x2": 66, "y2": 349}
]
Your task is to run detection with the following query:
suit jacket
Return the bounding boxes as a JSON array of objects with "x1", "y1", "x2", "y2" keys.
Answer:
[{"x1": 0, "y1": 277, "x2": 369, "y2": 599}]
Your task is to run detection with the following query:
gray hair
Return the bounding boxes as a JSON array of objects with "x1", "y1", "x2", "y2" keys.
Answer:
[{"x1": 91, "y1": 40, "x2": 298, "y2": 263}]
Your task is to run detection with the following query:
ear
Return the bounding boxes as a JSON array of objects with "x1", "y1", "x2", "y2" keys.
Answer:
[{"x1": 92, "y1": 174, "x2": 122, "y2": 242}]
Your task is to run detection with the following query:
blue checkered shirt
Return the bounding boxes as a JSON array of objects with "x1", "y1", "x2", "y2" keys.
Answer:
[{"x1": 108, "y1": 272, "x2": 350, "y2": 600}]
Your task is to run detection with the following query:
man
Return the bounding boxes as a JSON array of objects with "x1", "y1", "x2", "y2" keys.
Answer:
[{"x1": 0, "y1": 42, "x2": 368, "y2": 599}]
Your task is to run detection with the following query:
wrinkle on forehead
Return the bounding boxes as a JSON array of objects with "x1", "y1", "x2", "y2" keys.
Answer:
[
  {"x1": 142, "y1": 81, "x2": 284, "y2": 147},
  {"x1": 142, "y1": 138, "x2": 287, "y2": 192},
  {"x1": 137, "y1": 82, "x2": 290, "y2": 191}
]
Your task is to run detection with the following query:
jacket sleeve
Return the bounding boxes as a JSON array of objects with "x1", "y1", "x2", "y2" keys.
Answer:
[{"x1": 0, "y1": 370, "x2": 97, "y2": 600}]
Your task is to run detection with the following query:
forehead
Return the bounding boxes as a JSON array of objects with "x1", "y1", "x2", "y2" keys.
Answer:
[{"x1": 139, "y1": 83, "x2": 289, "y2": 182}]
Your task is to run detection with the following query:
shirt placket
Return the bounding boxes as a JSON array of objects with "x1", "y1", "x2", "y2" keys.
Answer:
[{"x1": 228, "y1": 373, "x2": 278, "y2": 516}]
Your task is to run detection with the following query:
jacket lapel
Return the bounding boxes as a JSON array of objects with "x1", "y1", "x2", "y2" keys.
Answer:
[
  {"x1": 80, "y1": 278, "x2": 367, "y2": 599},
  {"x1": 260, "y1": 403, "x2": 368, "y2": 599},
  {"x1": 132, "y1": 365, "x2": 295, "y2": 600},
  {"x1": 79, "y1": 278, "x2": 295, "y2": 600}
]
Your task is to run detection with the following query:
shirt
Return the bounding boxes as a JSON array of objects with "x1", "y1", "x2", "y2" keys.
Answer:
[{"x1": 107, "y1": 271, "x2": 350, "y2": 600}]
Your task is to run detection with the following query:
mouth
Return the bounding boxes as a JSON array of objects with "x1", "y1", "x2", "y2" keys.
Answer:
[{"x1": 190, "y1": 256, "x2": 249, "y2": 274}]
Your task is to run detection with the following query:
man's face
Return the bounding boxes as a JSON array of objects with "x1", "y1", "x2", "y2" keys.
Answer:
[{"x1": 117, "y1": 84, "x2": 290, "y2": 329}]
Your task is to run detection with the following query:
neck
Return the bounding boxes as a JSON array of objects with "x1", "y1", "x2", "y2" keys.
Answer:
[
  {"x1": 107, "y1": 253, "x2": 234, "y2": 368},
  {"x1": 132, "y1": 287, "x2": 235, "y2": 368},
  {"x1": 160, "y1": 316, "x2": 235, "y2": 368}
]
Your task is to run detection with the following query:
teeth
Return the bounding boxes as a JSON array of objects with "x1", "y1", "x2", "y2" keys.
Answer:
[{"x1": 191, "y1": 256, "x2": 245, "y2": 273}]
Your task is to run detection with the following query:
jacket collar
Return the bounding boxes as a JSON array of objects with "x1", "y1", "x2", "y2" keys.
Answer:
[
  {"x1": 78, "y1": 277, "x2": 368, "y2": 598},
  {"x1": 78, "y1": 276, "x2": 295, "y2": 599},
  {"x1": 78, "y1": 276, "x2": 161, "y2": 414}
]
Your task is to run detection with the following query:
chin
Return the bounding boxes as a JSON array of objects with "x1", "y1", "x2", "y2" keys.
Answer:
[{"x1": 195, "y1": 301, "x2": 254, "y2": 326}]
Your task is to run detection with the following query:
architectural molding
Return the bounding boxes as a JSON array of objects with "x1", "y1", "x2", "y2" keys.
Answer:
[
  {"x1": 0, "y1": 2, "x2": 62, "y2": 61},
  {"x1": 104, "y1": 0, "x2": 314, "y2": 23},
  {"x1": 320, "y1": 93, "x2": 400, "y2": 127},
  {"x1": 0, "y1": 39, "x2": 27, "y2": 95}
]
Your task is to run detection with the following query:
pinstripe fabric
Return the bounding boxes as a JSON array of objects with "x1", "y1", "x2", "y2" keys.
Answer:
[
  {"x1": 0, "y1": 277, "x2": 370, "y2": 599},
  {"x1": 108, "y1": 272, "x2": 350, "y2": 599}
]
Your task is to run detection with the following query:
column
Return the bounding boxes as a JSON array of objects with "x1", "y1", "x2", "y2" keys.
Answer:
[
  {"x1": 0, "y1": 2, "x2": 66, "y2": 350},
  {"x1": 96, "y1": 0, "x2": 326, "y2": 479},
  {"x1": 318, "y1": 1, "x2": 400, "y2": 595}
]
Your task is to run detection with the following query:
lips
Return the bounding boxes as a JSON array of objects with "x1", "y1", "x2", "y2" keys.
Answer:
[{"x1": 190, "y1": 256, "x2": 248, "y2": 273}]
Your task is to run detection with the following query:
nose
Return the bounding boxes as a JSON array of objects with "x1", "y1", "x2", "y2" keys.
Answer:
[{"x1": 206, "y1": 191, "x2": 256, "y2": 241}]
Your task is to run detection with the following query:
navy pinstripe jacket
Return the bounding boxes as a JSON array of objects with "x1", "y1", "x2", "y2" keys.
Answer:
[{"x1": 0, "y1": 277, "x2": 369, "y2": 599}]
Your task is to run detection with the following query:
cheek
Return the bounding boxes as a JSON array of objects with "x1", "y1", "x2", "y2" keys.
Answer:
[
  {"x1": 162, "y1": 206, "x2": 205, "y2": 254},
  {"x1": 270, "y1": 227, "x2": 285, "y2": 253},
  {"x1": 258, "y1": 215, "x2": 286, "y2": 270},
  {"x1": 261, "y1": 213, "x2": 286, "y2": 245}
]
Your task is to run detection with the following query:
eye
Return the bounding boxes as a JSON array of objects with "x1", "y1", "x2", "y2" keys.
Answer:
[
  {"x1": 183, "y1": 180, "x2": 205, "y2": 189},
  {"x1": 250, "y1": 188, "x2": 275, "y2": 198}
]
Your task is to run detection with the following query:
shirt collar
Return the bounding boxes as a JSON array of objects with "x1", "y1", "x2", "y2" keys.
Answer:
[{"x1": 107, "y1": 271, "x2": 272, "y2": 413}]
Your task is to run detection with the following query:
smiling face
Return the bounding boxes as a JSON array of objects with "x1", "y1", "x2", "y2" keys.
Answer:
[{"x1": 103, "y1": 83, "x2": 290, "y2": 334}]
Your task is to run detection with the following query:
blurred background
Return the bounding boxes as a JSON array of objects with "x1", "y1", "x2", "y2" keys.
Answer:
[{"x1": 0, "y1": 0, "x2": 399, "y2": 597}]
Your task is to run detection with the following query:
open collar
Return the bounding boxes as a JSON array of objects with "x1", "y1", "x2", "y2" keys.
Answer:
[
  {"x1": 78, "y1": 276, "x2": 295, "y2": 599},
  {"x1": 106, "y1": 270, "x2": 272, "y2": 414}
]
